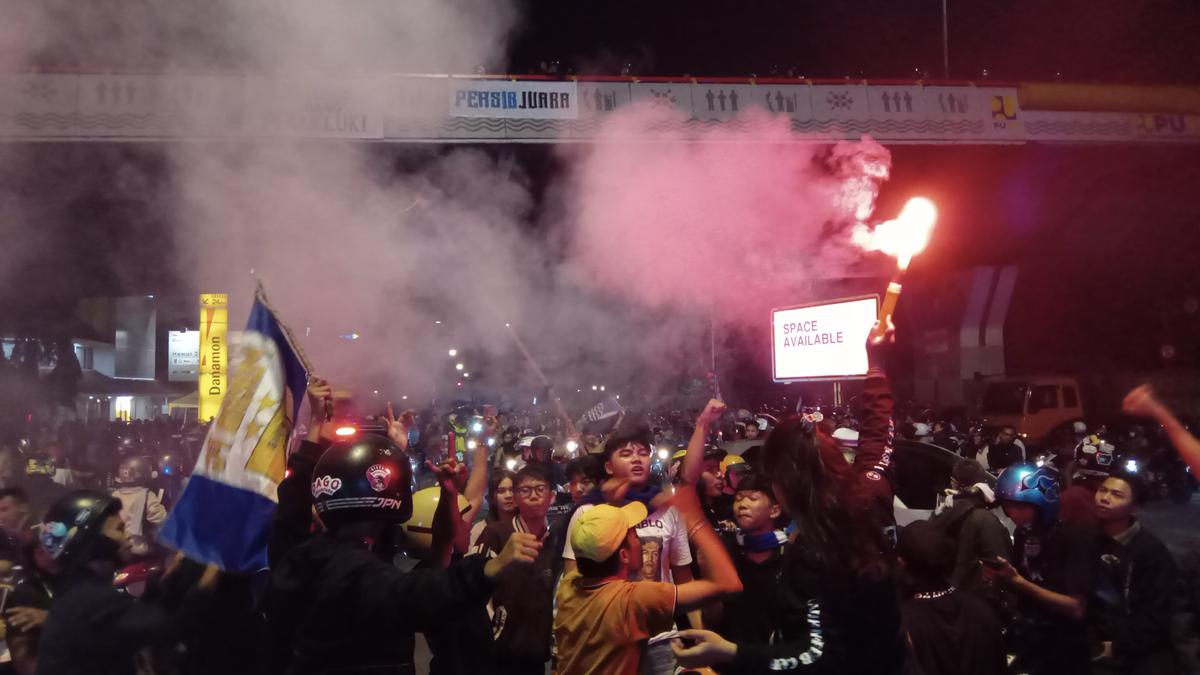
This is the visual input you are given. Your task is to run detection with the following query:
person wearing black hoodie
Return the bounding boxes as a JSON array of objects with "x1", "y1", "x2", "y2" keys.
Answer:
[
  {"x1": 35, "y1": 490, "x2": 219, "y2": 675},
  {"x1": 929, "y1": 459, "x2": 1013, "y2": 614},
  {"x1": 672, "y1": 322, "x2": 905, "y2": 674},
  {"x1": 897, "y1": 520, "x2": 1006, "y2": 675},
  {"x1": 264, "y1": 390, "x2": 539, "y2": 675}
]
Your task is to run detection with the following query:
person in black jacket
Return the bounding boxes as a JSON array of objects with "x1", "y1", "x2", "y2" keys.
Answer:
[
  {"x1": 469, "y1": 464, "x2": 559, "y2": 675},
  {"x1": 35, "y1": 490, "x2": 220, "y2": 675},
  {"x1": 1090, "y1": 471, "x2": 1180, "y2": 675},
  {"x1": 988, "y1": 463, "x2": 1094, "y2": 675},
  {"x1": 929, "y1": 459, "x2": 1013, "y2": 612},
  {"x1": 897, "y1": 520, "x2": 1006, "y2": 675},
  {"x1": 709, "y1": 471, "x2": 789, "y2": 662},
  {"x1": 673, "y1": 322, "x2": 905, "y2": 674},
  {"x1": 263, "y1": 390, "x2": 540, "y2": 675}
]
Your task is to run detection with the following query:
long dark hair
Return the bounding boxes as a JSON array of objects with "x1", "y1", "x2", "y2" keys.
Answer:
[
  {"x1": 486, "y1": 470, "x2": 516, "y2": 523},
  {"x1": 762, "y1": 416, "x2": 892, "y2": 580}
]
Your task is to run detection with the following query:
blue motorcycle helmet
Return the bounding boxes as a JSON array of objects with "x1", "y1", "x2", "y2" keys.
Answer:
[{"x1": 996, "y1": 463, "x2": 1061, "y2": 530}]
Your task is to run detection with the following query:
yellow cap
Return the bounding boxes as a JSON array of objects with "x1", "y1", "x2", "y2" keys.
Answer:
[{"x1": 571, "y1": 502, "x2": 648, "y2": 562}]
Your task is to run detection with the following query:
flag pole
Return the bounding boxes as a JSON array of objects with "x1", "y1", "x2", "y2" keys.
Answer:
[
  {"x1": 253, "y1": 280, "x2": 316, "y2": 375},
  {"x1": 252, "y1": 281, "x2": 326, "y2": 431},
  {"x1": 505, "y1": 322, "x2": 578, "y2": 437}
]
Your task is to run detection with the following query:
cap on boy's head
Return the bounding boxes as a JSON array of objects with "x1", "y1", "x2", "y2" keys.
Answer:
[{"x1": 570, "y1": 502, "x2": 647, "y2": 562}]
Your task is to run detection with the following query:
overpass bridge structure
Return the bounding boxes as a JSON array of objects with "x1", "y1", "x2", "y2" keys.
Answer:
[{"x1": 1, "y1": 73, "x2": 1197, "y2": 145}]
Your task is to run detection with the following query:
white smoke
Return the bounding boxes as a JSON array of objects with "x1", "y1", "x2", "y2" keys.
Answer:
[{"x1": 0, "y1": 0, "x2": 894, "y2": 409}]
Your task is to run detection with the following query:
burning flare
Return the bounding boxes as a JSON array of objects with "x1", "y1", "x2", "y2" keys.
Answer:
[
  {"x1": 853, "y1": 197, "x2": 938, "y2": 335},
  {"x1": 852, "y1": 197, "x2": 938, "y2": 271}
]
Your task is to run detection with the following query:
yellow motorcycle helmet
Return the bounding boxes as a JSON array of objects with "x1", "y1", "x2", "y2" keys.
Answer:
[
  {"x1": 720, "y1": 454, "x2": 746, "y2": 474},
  {"x1": 401, "y1": 486, "x2": 471, "y2": 555}
]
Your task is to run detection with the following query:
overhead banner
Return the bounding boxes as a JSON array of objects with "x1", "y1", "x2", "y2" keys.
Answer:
[
  {"x1": 3, "y1": 73, "x2": 1198, "y2": 145},
  {"x1": 245, "y1": 77, "x2": 383, "y2": 138},
  {"x1": 199, "y1": 294, "x2": 229, "y2": 421},
  {"x1": 772, "y1": 296, "x2": 879, "y2": 382},
  {"x1": 448, "y1": 79, "x2": 578, "y2": 119},
  {"x1": 168, "y1": 330, "x2": 201, "y2": 383}
]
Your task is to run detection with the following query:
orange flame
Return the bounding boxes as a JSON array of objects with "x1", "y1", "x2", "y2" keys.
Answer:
[{"x1": 852, "y1": 197, "x2": 938, "y2": 270}]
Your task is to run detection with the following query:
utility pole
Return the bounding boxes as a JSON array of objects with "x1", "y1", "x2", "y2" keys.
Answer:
[{"x1": 942, "y1": 0, "x2": 951, "y2": 79}]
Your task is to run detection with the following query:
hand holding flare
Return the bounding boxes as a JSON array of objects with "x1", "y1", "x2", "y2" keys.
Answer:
[{"x1": 853, "y1": 197, "x2": 938, "y2": 336}]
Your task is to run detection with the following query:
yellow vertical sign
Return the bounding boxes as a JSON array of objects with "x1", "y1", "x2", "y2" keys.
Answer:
[{"x1": 198, "y1": 293, "x2": 229, "y2": 422}]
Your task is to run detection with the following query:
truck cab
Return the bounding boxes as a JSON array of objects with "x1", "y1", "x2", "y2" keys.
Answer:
[{"x1": 980, "y1": 376, "x2": 1084, "y2": 444}]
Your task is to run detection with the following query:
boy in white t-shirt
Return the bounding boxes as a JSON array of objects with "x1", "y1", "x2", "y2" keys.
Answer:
[{"x1": 560, "y1": 426, "x2": 698, "y2": 674}]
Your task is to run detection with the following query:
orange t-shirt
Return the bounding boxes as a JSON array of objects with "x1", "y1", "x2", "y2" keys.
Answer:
[{"x1": 553, "y1": 571, "x2": 677, "y2": 675}]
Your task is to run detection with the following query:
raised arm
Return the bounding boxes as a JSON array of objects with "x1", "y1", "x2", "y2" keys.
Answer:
[
  {"x1": 428, "y1": 458, "x2": 469, "y2": 567},
  {"x1": 670, "y1": 485, "x2": 742, "y2": 612},
  {"x1": 855, "y1": 320, "x2": 896, "y2": 511},
  {"x1": 303, "y1": 377, "x2": 332, "y2": 445},
  {"x1": 461, "y1": 420, "x2": 493, "y2": 526},
  {"x1": 680, "y1": 400, "x2": 727, "y2": 488},
  {"x1": 1124, "y1": 384, "x2": 1200, "y2": 476},
  {"x1": 269, "y1": 378, "x2": 331, "y2": 566}
]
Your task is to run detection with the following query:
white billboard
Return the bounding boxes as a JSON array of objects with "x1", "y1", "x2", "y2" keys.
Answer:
[
  {"x1": 771, "y1": 296, "x2": 879, "y2": 382},
  {"x1": 168, "y1": 330, "x2": 200, "y2": 382}
]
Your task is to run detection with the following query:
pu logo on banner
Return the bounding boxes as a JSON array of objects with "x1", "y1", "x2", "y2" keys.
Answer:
[
  {"x1": 1138, "y1": 114, "x2": 1188, "y2": 135},
  {"x1": 991, "y1": 95, "x2": 1019, "y2": 128}
]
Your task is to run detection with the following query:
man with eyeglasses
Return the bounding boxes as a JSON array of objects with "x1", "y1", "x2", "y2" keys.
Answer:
[{"x1": 469, "y1": 464, "x2": 560, "y2": 675}]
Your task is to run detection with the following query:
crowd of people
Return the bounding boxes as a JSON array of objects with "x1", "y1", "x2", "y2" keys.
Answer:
[{"x1": 0, "y1": 324, "x2": 1196, "y2": 675}]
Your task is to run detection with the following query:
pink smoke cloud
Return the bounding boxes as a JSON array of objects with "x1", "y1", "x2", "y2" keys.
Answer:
[{"x1": 560, "y1": 105, "x2": 892, "y2": 317}]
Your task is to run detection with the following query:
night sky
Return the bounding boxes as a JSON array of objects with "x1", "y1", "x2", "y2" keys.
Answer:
[{"x1": 508, "y1": 0, "x2": 1200, "y2": 83}]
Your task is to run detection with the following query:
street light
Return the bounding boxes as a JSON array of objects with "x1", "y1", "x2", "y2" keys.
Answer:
[
  {"x1": 455, "y1": 363, "x2": 464, "y2": 371},
  {"x1": 448, "y1": 348, "x2": 458, "y2": 357}
]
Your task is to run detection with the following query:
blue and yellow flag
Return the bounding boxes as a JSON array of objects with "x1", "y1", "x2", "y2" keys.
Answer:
[{"x1": 160, "y1": 294, "x2": 308, "y2": 573}]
